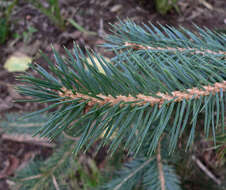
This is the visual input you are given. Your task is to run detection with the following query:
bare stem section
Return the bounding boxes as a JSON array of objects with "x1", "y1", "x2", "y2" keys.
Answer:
[
  {"x1": 157, "y1": 137, "x2": 165, "y2": 190},
  {"x1": 59, "y1": 81, "x2": 226, "y2": 107},
  {"x1": 124, "y1": 42, "x2": 226, "y2": 56}
]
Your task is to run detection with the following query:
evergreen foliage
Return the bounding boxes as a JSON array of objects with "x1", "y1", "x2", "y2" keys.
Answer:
[
  {"x1": 0, "y1": 114, "x2": 101, "y2": 190},
  {"x1": 15, "y1": 20, "x2": 225, "y2": 189},
  {"x1": 13, "y1": 140, "x2": 76, "y2": 190},
  {"x1": 102, "y1": 136, "x2": 182, "y2": 190}
]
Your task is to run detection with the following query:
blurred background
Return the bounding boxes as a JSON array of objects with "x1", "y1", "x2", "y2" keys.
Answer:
[{"x1": 0, "y1": 0, "x2": 225, "y2": 189}]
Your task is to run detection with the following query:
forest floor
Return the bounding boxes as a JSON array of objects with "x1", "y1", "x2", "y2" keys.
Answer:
[{"x1": 0, "y1": 0, "x2": 226, "y2": 189}]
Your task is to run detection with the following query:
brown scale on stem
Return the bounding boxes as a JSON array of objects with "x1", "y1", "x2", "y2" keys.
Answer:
[{"x1": 58, "y1": 81, "x2": 226, "y2": 107}]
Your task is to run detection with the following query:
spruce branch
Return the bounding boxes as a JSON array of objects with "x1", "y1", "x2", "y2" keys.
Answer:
[
  {"x1": 113, "y1": 157, "x2": 154, "y2": 190},
  {"x1": 13, "y1": 140, "x2": 76, "y2": 190},
  {"x1": 103, "y1": 135, "x2": 182, "y2": 190},
  {"x1": 17, "y1": 21, "x2": 226, "y2": 156},
  {"x1": 102, "y1": 157, "x2": 152, "y2": 190},
  {"x1": 105, "y1": 20, "x2": 226, "y2": 58}
]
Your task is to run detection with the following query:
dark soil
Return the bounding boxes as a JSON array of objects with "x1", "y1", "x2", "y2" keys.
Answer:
[{"x1": 0, "y1": 0, "x2": 226, "y2": 189}]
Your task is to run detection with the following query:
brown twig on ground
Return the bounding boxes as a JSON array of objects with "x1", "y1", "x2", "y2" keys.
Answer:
[
  {"x1": 1, "y1": 133, "x2": 55, "y2": 148},
  {"x1": 192, "y1": 155, "x2": 221, "y2": 185},
  {"x1": 0, "y1": 155, "x2": 20, "y2": 179}
]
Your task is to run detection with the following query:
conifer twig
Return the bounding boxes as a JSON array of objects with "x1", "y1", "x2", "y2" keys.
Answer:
[
  {"x1": 113, "y1": 157, "x2": 154, "y2": 190},
  {"x1": 52, "y1": 175, "x2": 60, "y2": 190},
  {"x1": 59, "y1": 81, "x2": 226, "y2": 107},
  {"x1": 157, "y1": 136, "x2": 165, "y2": 190},
  {"x1": 124, "y1": 42, "x2": 226, "y2": 56},
  {"x1": 21, "y1": 174, "x2": 42, "y2": 181}
]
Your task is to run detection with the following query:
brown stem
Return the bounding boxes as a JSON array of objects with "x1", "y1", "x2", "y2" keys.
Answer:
[
  {"x1": 157, "y1": 136, "x2": 165, "y2": 190},
  {"x1": 124, "y1": 42, "x2": 226, "y2": 56},
  {"x1": 59, "y1": 81, "x2": 226, "y2": 107}
]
